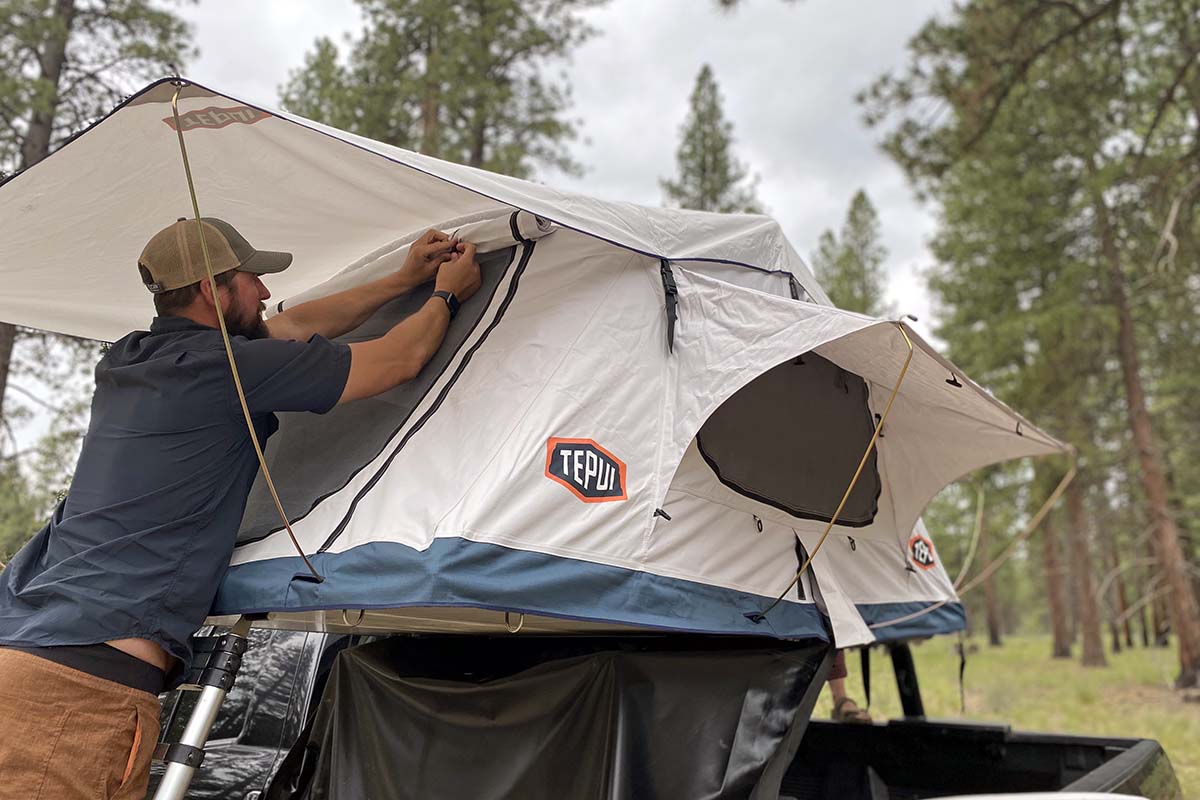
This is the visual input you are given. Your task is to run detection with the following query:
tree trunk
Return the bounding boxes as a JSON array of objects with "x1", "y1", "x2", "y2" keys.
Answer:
[
  {"x1": 1066, "y1": 480, "x2": 1107, "y2": 667},
  {"x1": 1043, "y1": 514, "x2": 1073, "y2": 658},
  {"x1": 2, "y1": 0, "x2": 76, "y2": 430},
  {"x1": 419, "y1": 25, "x2": 441, "y2": 158},
  {"x1": 1094, "y1": 194, "x2": 1200, "y2": 687},
  {"x1": 1144, "y1": 538, "x2": 1164, "y2": 645},
  {"x1": 1108, "y1": 532, "x2": 1134, "y2": 648},
  {"x1": 1163, "y1": 463, "x2": 1200, "y2": 612},
  {"x1": 1098, "y1": 516, "x2": 1127, "y2": 653},
  {"x1": 0, "y1": 323, "x2": 14, "y2": 423},
  {"x1": 980, "y1": 511, "x2": 1003, "y2": 647},
  {"x1": 21, "y1": 0, "x2": 75, "y2": 168},
  {"x1": 468, "y1": 101, "x2": 487, "y2": 168}
]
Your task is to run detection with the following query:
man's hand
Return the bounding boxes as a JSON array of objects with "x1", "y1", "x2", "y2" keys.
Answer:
[
  {"x1": 435, "y1": 242, "x2": 482, "y2": 302},
  {"x1": 398, "y1": 229, "x2": 458, "y2": 288},
  {"x1": 339, "y1": 241, "x2": 484, "y2": 405}
]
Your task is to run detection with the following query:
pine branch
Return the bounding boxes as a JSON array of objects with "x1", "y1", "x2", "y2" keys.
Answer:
[
  {"x1": 959, "y1": 0, "x2": 1120, "y2": 158},
  {"x1": 1133, "y1": 47, "x2": 1200, "y2": 171},
  {"x1": 5, "y1": 382, "x2": 67, "y2": 414},
  {"x1": 1148, "y1": 174, "x2": 1200, "y2": 274},
  {"x1": 0, "y1": 418, "x2": 18, "y2": 454}
]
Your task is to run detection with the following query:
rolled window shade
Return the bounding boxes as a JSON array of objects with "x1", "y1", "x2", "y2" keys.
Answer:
[{"x1": 271, "y1": 210, "x2": 554, "y2": 315}]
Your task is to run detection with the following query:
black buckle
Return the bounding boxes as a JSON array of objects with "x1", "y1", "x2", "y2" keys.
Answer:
[
  {"x1": 660, "y1": 259, "x2": 679, "y2": 353},
  {"x1": 154, "y1": 742, "x2": 206, "y2": 768}
]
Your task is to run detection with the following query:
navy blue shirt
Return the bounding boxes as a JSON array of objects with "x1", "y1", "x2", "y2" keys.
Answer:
[{"x1": 0, "y1": 316, "x2": 350, "y2": 681}]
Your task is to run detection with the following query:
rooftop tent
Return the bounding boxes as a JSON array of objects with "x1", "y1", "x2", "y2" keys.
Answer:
[{"x1": 0, "y1": 78, "x2": 1067, "y2": 648}]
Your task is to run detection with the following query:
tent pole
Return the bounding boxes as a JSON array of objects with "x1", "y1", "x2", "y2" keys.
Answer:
[{"x1": 153, "y1": 616, "x2": 252, "y2": 800}]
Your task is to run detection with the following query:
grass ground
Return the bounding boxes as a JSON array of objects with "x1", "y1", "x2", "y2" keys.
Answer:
[{"x1": 812, "y1": 634, "x2": 1200, "y2": 798}]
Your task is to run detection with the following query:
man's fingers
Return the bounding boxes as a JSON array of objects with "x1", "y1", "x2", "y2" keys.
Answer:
[
  {"x1": 417, "y1": 240, "x2": 456, "y2": 261},
  {"x1": 423, "y1": 229, "x2": 450, "y2": 244}
]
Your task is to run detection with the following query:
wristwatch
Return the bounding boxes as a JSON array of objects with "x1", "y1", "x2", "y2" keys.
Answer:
[{"x1": 432, "y1": 290, "x2": 460, "y2": 319}]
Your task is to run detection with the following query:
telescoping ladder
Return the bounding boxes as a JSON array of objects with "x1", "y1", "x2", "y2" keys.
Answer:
[{"x1": 153, "y1": 617, "x2": 252, "y2": 800}]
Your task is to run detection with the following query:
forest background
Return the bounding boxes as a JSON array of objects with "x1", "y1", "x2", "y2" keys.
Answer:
[{"x1": 1, "y1": 0, "x2": 1198, "y2": 771}]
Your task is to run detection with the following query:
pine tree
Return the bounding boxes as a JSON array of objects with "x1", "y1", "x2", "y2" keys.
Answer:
[
  {"x1": 0, "y1": 1, "x2": 193, "y2": 551},
  {"x1": 811, "y1": 190, "x2": 890, "y2": 315},
  {"x1": 280, "y1": 0, "x2": 601, "y2": 179},
  {"x1": 1040, "y1": 511, "x2": 1073, "y2": 658},
  {"x1": 863, "y1": 0, "x2": 1200, "y2": 685},
  {"x1": 0, "y1": 462, "x2": 38, "y2": 567},
  {"x1": 660, "y1": 64, "x2": 762, "y2": 214}
]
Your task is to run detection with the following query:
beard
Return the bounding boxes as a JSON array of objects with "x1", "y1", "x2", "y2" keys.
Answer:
[{"x1": 225, "y1": 301, "x2": 269, "y2": 340}]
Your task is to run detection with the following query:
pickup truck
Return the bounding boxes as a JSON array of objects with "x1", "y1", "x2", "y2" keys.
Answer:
[{"x1": 146, "y1": 628, "x2": 1182, "y2": 799}]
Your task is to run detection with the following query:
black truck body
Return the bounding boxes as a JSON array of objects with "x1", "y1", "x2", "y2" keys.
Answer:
[{"x1": 146, "y1": 628, "x2": 1181, "y2": 800}]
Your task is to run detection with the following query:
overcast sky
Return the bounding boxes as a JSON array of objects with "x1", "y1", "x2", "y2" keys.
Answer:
[{"x1": 178, "y1": 0, "x2": 952, "y2": 338}]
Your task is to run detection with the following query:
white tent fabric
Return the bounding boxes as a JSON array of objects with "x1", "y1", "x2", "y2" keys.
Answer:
[
  {"x1": 0, "y1": 78, "x2": 1067, "y2": 647},
  {"x1": 0, "y1": 80, "x2": 825, "y2": 342}
]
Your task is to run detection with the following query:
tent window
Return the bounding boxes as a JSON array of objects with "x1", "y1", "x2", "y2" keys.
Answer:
[
  {"x1": 238, "y1": 244, "x2": 521, "y2": 544},
  {"x1": 696, "y1": 352, "x2": 880, "y2": 527}
]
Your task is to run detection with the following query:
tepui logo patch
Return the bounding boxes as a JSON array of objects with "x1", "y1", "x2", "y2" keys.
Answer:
[
  {"x1": 909, "y1": 532, "x2": 937, "y2": 570},
  {"x1": 545, "y1": 438, "x2": 627, "y2": 503},
  {"x1": 163, "y1": 106, "x2": 271, "y2": 131}
]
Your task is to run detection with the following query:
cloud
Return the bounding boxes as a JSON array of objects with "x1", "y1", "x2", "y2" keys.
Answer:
[
  {"x1": 182, "y1": 0, "x2": 363, "y2": 104},
  {"x1": 179, "y1": 0, "x2": 951, "y2": 337}
]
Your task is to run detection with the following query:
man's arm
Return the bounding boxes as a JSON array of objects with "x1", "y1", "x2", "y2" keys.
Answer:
[
  {"x1": 267, "y1": 229, "x2": 457, "y2": 341},
  {"x1": 339, "y1": 242, "x2": 482, "y2": 404}
]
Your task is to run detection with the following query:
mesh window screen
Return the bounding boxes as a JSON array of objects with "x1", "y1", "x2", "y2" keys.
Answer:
[
  {"x1": 696, "y1": 352, "x2": 880, "y2": 527},
  {"x1": 238, "y1": 245, "x2": 520, "y2": 544}
]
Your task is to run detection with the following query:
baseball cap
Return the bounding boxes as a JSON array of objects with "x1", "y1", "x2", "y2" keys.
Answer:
[{"x1": 138, "y1": 217, "x2": 292, "y2": 293}]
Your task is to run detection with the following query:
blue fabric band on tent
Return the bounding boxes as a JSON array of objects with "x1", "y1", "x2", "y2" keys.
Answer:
[
  {"x1": 854, "y1": 600, "x2": 966, "y2": 641},
  {"x1": 214, "y1": 538, "x2": 830, "y2": 642}
]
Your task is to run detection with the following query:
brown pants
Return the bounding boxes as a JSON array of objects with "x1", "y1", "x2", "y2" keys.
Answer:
[{"x1": 0, "y1": 649, "x2": 160, "y2": 800}]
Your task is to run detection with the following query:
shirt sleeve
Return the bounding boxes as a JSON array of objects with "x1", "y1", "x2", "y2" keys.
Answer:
[{"x1": 230, "y1": 334, "x2": 352, "y2": 416}]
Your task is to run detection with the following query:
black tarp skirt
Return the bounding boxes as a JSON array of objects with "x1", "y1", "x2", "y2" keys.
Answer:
[{"x1": 268, "y1": 634, "x2": 832, "y2": 800}]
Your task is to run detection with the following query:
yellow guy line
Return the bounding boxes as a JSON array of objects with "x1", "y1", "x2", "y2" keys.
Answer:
[
  {"x1": 752, "y1": 322, "x2": 915, "y2": 622},
  {"x1": 868, "y1": 450, "x2": 1077, "y2": 631},
  {"x1": 956, "y1": 451, "x2": 1076, "y2": 595},
  {"x1": 170, "y1": 83, "x2": 323, "y2": 583},
  {"x1": 952, "y1": 485, "x2": 986, "y2": 590}
]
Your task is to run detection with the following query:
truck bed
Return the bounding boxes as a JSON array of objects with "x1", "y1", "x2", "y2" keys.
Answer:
[{"x1": 783, "y1": 719, "x2": 1181, "y2": 799}]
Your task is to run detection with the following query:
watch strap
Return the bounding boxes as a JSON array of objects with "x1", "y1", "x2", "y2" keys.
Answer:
[{"x1": 432, "y1": 290, "x2": 460, "y2": 319}]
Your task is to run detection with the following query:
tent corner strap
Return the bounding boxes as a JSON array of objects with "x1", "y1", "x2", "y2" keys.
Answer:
[{"x1": 660, "y1": 259, "x2": 678, "y2": 353}]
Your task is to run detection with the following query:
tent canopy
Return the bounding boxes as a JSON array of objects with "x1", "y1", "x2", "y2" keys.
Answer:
[
  {"x1": 0, "y1": 79, "x2": 827, "y2": 342},
  {"x1": 0, "y1": 78, "x2": 1069, "y2": 646}
]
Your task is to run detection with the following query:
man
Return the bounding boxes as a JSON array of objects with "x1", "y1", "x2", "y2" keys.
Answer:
[{"x1": 0, "y1": 217, "x2": 481, "y2": 799}]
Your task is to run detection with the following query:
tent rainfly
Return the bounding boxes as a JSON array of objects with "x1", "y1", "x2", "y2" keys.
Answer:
[{"x1": 0, "y1": 78, "x2": 1069, "y2": 648}]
